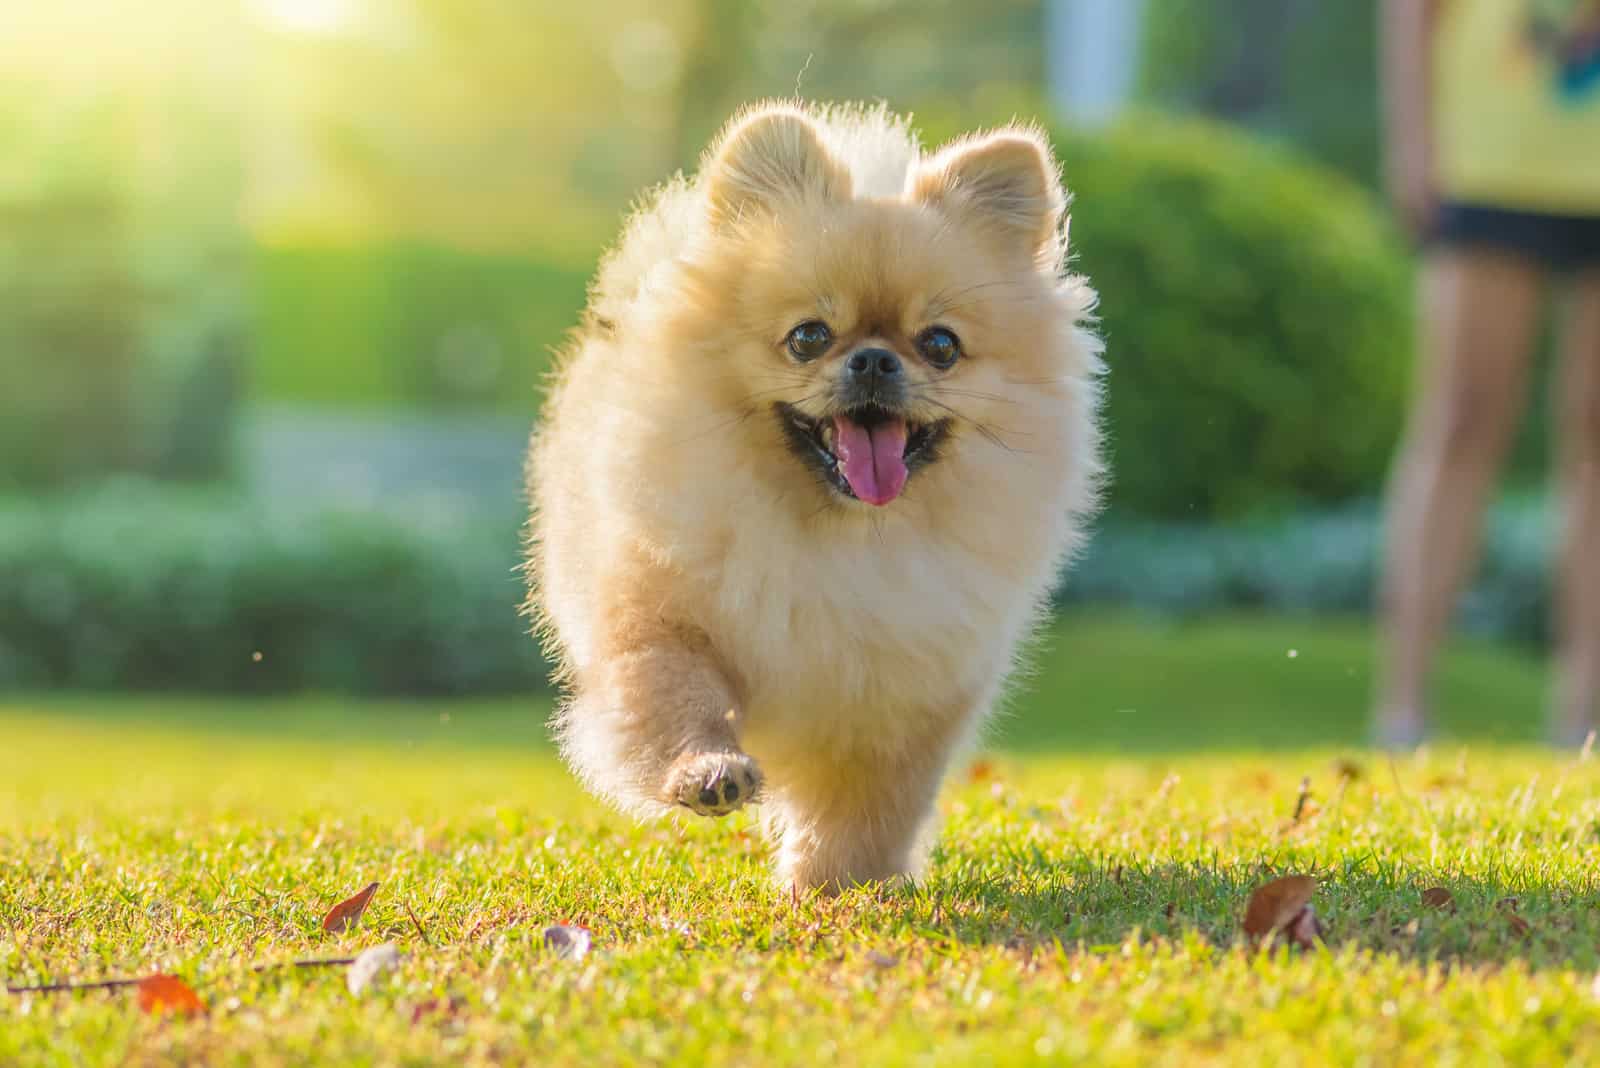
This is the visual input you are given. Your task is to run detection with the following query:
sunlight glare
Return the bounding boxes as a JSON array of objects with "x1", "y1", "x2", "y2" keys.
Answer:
[{"x1": 251, "y1": 0, "x2": 355, "y2": 34}]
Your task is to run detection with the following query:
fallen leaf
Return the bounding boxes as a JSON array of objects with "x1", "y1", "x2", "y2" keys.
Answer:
[
  {"x1": 1506, "y1": 913, "x2": 1532, "y2": 938},
  {"x1": 1242, "y1": 875, "x2": 1317, "y2": 942},
  {"x1": 1286, "y1": 905, "x2": 1324, "y2": 949},
  {"x1": 543, "y1": 924, "x2": 592, "y2": 961},
  {"x1": 966, "y1": 759, "x2": 995, "y2": 783},
  {"x1": 323, "y1": 882, "x2": 380, "y2": 934},
  {"x1": 1163, "y1": 902, "x2": 1176, "y2": 921},
  {"x1": 136, "y1": 974, "x2": 205, "y2": 1017},
  {"x1": 347, "y1": 942, "x2": 402, "y2": 996},
  {"x1": 1421, "y1": 887, "x2": 1456, "y2": 913}
]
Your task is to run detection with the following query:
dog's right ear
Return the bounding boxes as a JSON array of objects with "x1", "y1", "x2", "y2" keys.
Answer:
[{"x1": 704, "y1": 104, "x2": 851, "y2": 228}]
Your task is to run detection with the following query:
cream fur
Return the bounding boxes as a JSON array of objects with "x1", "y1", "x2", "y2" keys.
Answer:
[{"x1": 525, "y1": 100, "x2": 1102, "y2": 892}]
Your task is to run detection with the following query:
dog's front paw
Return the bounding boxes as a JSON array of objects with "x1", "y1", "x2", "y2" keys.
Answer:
[{"x1": 662, "y1": 750, "x2": 763, "y2": 817}]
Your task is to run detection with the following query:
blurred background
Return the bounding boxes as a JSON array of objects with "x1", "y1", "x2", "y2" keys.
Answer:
[{"x1": 0, "y1": 1, "x2": 1562, "y2": 743}]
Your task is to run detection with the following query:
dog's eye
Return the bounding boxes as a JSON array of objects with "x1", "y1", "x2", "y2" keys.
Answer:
[
  {"x1": 916, "y1": 326, "x2": 962, "y2": 369},
  {"x1": 785, "y1": 320, "x2": 833, "y2": 361}
]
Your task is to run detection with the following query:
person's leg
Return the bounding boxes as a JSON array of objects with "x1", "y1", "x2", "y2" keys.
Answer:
[
  {"x1": 1375, "y1": 249, "x2": 1546, "y2": 746},
  {"x1": 1551, "y1": 270, "x2": 1600, "y2": 746}
]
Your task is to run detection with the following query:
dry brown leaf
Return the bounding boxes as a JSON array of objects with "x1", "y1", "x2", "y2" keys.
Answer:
[
  {"x1": 1421, "y1": 887, "x2": 1456, "y2": 913},
  {"x1": 1506, "y1": 913, "x2": 1532, "y2": 938},
  {"x1": 136, "y1": 974, "x2": 205, "y2": 1017},
  {"x1": 966, "y1": 759, "x2": 996, "y2": 783},
  {"x1": 1242, "y1": 875, "x2": 1317, "y2": 941},
  {"x1": 543, "y1": 924, "x2": 592, "y2": 961},
  {"x1": 322, "y1": 881, "x2": 380, "y2": 934}
]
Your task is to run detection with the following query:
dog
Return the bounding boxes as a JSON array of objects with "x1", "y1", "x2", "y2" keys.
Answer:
[{"x1": 526, "y1": 100, "x2": 1101, "y2": 891}]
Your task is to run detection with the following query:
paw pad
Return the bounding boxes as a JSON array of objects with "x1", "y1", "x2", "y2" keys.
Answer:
[{"x1": 664, "y1": 750, "x2": 764, "y2": 818}]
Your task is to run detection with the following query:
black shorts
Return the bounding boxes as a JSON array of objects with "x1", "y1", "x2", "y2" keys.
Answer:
[{"x1": 1429, "y1": 202, "x2": 1600, "y2": 272}]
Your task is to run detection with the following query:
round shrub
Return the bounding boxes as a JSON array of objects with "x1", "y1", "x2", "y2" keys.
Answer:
[{"x1": 1054, "y1": 114, "x2": 1412, "y2": 518}]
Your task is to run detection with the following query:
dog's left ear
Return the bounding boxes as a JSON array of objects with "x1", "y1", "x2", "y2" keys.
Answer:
[{"x1": 910, "y1": 128, "x2": 1064, "y2": 260}]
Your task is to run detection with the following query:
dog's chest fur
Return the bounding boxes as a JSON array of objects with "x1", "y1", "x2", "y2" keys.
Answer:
[{"x1": 679, "y1": 506, "x2": 1042, "y2": 756}]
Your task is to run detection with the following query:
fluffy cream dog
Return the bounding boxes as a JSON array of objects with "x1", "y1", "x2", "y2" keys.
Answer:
[{"x1": 526, "y1": 100, "x2": 1101, "y2": 892}]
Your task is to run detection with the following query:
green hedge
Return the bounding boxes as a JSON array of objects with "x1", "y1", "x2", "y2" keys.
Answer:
[
  {"x1": 0, "y1": 485, "x2": 549, "y2": 695},
  {"x1": 1054, "y1": 115, "x2": 1412, "y2": 519},
  {"x1": 1064, "y1": 500, "x2": 1550, "y2": 650}
]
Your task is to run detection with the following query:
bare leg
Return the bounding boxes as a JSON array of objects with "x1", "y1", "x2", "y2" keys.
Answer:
[
  {"x1": 1375, "y1": 250, "x2": 1546, "y2": 746},
  {"x1": 1552, "y1": 270, "x2": 1600, "y2": 746}
]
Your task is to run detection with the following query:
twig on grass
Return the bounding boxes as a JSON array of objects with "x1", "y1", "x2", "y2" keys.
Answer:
[
  {"x1": 405, "y1": 901, "x2": 432, "y2": 946},
  {"x1": 6, "y1": 956, "x2": 358, "y2": 996}
]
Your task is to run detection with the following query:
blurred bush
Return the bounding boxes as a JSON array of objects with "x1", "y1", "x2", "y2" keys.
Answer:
[
  {"x1": 1054, "y1": 115, "x2": 1412, "y2": 519},
  {"x1": 255, "y1": 243, "x2": 588, "y2": 409},
  {"x1": 0, "y1": 197, "x2": 141, "y2": 487},
  {"x1": 0, "y1": 483, "x2": 548, "y2": 695},
  {"x1": 1062, "y1": 498, "x2": 1550, "y2": 649},
  {"x1": 1139, "y1": 0, "x2": 1381, "y2": 188},
  {"x1": 0, "y1": 92, "x2": 246, "y2": 491}
]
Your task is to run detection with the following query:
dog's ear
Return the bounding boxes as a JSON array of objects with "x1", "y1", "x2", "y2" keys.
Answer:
[
  {"x1": 705, "y1": 104, "x2": 852, "y2": 227},
  {"x1": 910, "y1": 127, "x2": 1064, "y2": 259}
]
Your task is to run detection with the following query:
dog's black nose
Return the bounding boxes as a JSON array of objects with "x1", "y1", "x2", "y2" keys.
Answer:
[{"x1": 847, "y1": 347, "x2": 902, "y2": 380}]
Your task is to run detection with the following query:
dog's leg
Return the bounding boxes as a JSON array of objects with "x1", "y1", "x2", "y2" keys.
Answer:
[
  {"x1": 559, "y1": 620, "x2": 761, "y2": 818},
  {"x1": 768, "y1": 724, "x2": 962, "y2": 893}
]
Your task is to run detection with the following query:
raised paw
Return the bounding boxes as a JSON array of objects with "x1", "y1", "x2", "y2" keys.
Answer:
[{"x1": 662, "y1": 750, "x2": 764, "y2": 817}]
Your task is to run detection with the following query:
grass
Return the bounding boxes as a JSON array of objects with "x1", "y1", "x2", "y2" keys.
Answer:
[{"x1": 3, "y1": 613, "x2": 1599, "y2": 1065}]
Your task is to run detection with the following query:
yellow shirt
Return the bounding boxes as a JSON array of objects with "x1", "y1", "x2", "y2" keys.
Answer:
[{"x1": 1434, "y1": 0, "x2": 1600, "y2": 213}]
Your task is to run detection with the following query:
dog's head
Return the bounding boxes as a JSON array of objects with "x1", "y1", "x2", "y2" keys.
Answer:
[{"x1": 666, "y1": 103, "x2": 1085, "y2": 513}]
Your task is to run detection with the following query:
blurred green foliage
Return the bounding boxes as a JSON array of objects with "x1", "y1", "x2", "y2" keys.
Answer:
[
  {"x1": 0, "y1": 84, "x2": 246, "y2": 490},
  {"x1": 1067, "y1": 499, "x2": 1550, "y2": 651},
  {"x1": 255, "y1": 244, "x2": 587, "y2": 408},
  {"x1": 1056, "y1": 115, "x2": 1411, "y2": 519},
  {"x1": 0, "y1": 483, "x2": 546, "y2": 695},
  {"x1": 1139, "y1": 0, "x2": 1381, "y2": 188},
  {"x1": 0, "y1": 175, "x2": 142, "y2": 488}
]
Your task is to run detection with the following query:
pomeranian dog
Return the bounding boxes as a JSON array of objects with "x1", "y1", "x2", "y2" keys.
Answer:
[{"x1": 526, "y1": 101, "x2": 1101, "y2": 892}]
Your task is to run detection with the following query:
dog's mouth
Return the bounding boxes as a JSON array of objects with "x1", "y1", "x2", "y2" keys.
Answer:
[{"x1": 775, "y1": 403, "x2": 951, "y2": 507}]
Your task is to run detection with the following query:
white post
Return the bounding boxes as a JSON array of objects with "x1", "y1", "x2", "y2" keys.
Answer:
[{"x1": 1047, "y1": 0, "x2": 1146, "y2": 126}]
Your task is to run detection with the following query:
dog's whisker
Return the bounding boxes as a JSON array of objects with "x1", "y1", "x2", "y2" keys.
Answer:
[
  {"x1": 922, "y1": 386, "x2": 1021, "y2": 406},
  {"x1": 919, "y1": 396, "x2": 1039, "y2": 456}
]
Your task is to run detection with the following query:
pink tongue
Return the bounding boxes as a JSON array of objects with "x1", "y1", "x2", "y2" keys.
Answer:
[{"x1": 832, "y1": 415, "x2": 908, "y2": 506}]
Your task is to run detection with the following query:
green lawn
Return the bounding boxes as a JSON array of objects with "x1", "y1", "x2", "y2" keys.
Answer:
[{"x1": 3, "y1": 614, "x2": 1598, "y2": 1065}]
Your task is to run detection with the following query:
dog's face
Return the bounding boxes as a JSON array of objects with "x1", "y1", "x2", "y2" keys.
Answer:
[{"x1": 669, "y1": 107, "x2": 1074, "y2": 511}]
